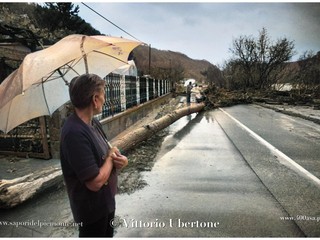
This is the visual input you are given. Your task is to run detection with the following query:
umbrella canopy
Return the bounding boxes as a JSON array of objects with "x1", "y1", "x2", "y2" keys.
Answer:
[
  {"x1": 184, "y1": 79, "x2": 196, "y2": 86},
  {"x1": 0, "y1": 34, "x2": 142, "y2": 133},
  {"x1": 0, "y1": 78, "x2": 69, "y2": 133},
  {"x1": 112, "y1": 60, "x2": 137, "y2": 77},
  {"x1": 0, "y1": 34, "x2": 141, "y2": 109}
]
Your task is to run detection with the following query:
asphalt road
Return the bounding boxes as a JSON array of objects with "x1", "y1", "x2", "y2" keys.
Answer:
[
  {"x1": 212, "y1": 104, "x2": 320, "y2": 237},
  {"x1": 218, "y1": 104, "x2": 320, "y2": 179},
  {"x1": 114, "y1": 105, "x2": 320, "y2": 237},
  {"x1": 1, "y1": 104, "x2": 319, "y2": 237}
]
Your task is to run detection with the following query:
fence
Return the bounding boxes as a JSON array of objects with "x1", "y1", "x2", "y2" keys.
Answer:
[
  {"x1": 0, "y1": 117, "x2": 50, "y2": 159},
  {"x1": 0, "y1": 73, "x2": 172, "y2": 158},
  {"x1": 99, "y1": 74, "x2": 172, "y2": 120}
]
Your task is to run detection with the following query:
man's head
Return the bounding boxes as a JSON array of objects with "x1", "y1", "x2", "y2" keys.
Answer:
[{"x1": 69, "y1": 74, "x2": 105, "y2": 109}]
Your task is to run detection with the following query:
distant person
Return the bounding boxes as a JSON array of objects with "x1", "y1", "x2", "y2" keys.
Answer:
[
  {"x1": 60, "y1": 73, "x2": 128, "y2": 237},
  {"x1": 191, "y1": 84, "x2": 204, "y2": 103},
  {"x1": 186, "y1": 81, "x2": 193, "y2": 104}
]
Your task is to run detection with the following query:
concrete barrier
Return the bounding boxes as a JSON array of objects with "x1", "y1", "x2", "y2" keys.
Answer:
[
  {"x1": 100, "y1": 93, "x2": 173, "y2": 140},
  {"x1": 48, "y1": 93, "x2": 172, "y2": 159}
]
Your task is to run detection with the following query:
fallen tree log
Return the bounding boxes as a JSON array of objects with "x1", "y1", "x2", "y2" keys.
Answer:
[
  {"x1": 0, "y1": 102, "x2": 205, "y2": 208},
  {"x1": 111, "y1": 102, "x2": 206, "y2": 151},
  {"x1": 0, "y1": 167, "x2": 62, "y2": 208}
]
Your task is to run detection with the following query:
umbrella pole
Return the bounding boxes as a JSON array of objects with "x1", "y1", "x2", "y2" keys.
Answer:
[
  {"x1": 41, "y1": 81, "x2": 50, "y2": 115},
  {"x1": 80, "y1": 36, "x2": 89, "y2": 74},
  {"x1": 106, "y1": 140, "x2": 112, "y2": 149},
  {"x1": 57, "y1": 69, "x2": 70, "y2": 86}
]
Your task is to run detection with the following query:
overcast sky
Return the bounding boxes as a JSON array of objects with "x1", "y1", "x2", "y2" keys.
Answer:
[{"x1": 77, "y1": 2, "x2": 320, "y2": 66}]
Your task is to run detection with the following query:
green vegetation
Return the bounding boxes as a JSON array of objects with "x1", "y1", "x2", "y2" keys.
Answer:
[
  {"x1": 0, "y1": 2, "x2": 100, "y2": 45},
  {"x1": 0, "y1": 2, "x2": 101, "y2": 82}
]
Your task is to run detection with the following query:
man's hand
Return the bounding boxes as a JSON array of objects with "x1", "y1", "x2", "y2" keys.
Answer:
[{"x1": 111, "y1": 147, "x2": 128, "y2": 169}]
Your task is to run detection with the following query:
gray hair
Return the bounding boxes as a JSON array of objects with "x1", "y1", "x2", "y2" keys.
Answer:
[{"x1": 69, "y1": 74, "x2": 105, "y2": 109}]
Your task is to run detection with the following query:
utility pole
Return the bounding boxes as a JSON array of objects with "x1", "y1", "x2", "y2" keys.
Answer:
[{"x1": 148, "y1": 44, "x2": 151, "y2": 75}]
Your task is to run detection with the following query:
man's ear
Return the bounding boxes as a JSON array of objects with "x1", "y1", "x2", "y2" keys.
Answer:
[{"x1": 92, "y1": 95, "x2": 98, "y2": 109}]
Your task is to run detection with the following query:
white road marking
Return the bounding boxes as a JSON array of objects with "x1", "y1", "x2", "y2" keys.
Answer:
[{"x1": 219, "y1": 107, "x2": 320, "y2": 188}]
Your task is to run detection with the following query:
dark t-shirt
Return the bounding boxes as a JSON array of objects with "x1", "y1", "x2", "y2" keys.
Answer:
[
  {"x1": 60, "y1": 113, "x2": 117, "y2": 225},
  {"x1": 187, "y1": 84, "x2": 193, "y2": 94}
]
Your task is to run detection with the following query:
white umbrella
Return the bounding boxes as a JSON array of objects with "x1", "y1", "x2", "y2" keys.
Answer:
[
  {"x1": 184, "y1": 79, "x2": 196, "y2": 86},
  {"x1": 0, "y1": 34, "x2": 142, "y2": 133},
  {"x1": 0, "y1": 34, "x2": 141, "y2": 109},
  {"x1": 0, "y1": 78, "x2": 68, "y2": 133}
]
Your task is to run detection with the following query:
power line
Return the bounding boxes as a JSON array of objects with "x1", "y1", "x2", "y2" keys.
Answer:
[
  {"x1": 81, "y1": 2, "x2": 143, "y2": 43},
  {"x1": 81, "y1": 2, "x2": 151, "y2": 74}
]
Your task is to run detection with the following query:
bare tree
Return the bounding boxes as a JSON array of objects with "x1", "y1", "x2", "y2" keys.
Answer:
[
  {"x1": 230, "y1": 35, "x2": 257, "y2": 88},
  {"x1": 222, "y1": 60, "x2": 247, "y2": 90},
  {"x1": 294, "y1": 51, "x2": 320, "y2": 95},
  {"x1": 228, "y1": 27, "x2": 295, "y2": 90},
  {"x1": 201, "y1": 65, "x2": 224, "y2": 88}
]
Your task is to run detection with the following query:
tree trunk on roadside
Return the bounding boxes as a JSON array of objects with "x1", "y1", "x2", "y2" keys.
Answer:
[
  {"x1": 0, "y1": 168, "x2": 62, "y2": 208},
  {"x1": 0, "y1": 102, "x2": 205, "y2": 208},
  {"x1": 111, "y1": 102, "x2": 206, "y2": 151}
]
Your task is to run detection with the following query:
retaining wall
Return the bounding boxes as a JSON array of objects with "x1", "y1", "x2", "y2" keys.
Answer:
[{"x1": 100, "y1": 93, "x2": 172, "y2": 140}]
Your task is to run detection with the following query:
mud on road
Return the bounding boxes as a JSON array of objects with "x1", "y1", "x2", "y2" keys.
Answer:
[{"x1": 117, "y1": 97, "x2": 183, "y2": 194}]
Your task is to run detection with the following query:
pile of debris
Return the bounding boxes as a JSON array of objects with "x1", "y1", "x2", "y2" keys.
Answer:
[
  {"x1": 203, "y1": 85, "x2": 320, "y2": 110},
  {"x1": 203, "y1": 86, "x2": 252, "y2": 109}
]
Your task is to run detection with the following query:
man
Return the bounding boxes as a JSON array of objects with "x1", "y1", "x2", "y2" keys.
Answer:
[
  {"x1": 60, "y1": 74, "x2": 128, "y2": 237},
  {"x1": 186, "y1": 81, "x2": 193, "y2": 105}
]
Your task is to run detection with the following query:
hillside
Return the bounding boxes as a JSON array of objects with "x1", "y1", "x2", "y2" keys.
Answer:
[
  {"x1": 0, "y1": 3, "x2": 220, "y2": 84},
  {"x1": 132, "y1": 45, "x2": 219, "y2": 83},
  {"x1": 279, "y1": 51, "x2": 320, "y2": 84}
]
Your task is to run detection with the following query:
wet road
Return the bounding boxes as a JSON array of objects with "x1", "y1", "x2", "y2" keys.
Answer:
[
  {"x1": 212, "y1": 105, "x2": 320, "y2": 237},
  {"x1": 217, "y1": 104, "x2": 320, "y2": 179},
  {"x1": 114, "y1": 105, "x2": 320, "y2": 237},
  {"x1": 1, "y1": 104, "x2": 319, "y2": 237},
  {"x1": 0, "y1": 185, "x2": 77, "y2": 237}
]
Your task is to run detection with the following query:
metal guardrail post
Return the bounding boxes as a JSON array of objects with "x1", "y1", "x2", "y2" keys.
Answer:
[
  {"x1": 120, "y1": 75, "x2": 126, "y2": 112},
  {"x1": 146, "y1": 76, "x2": 149, "y2": 101},
  {"x1": 155, "y1": 79, "x2": 159, "y2": 98},
  {"x1": 125, "y1": 75, "x2": 137, "y2": 109},
  {"x1": 136, "y1": 76, "x2": 140, "y2": 105}
]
